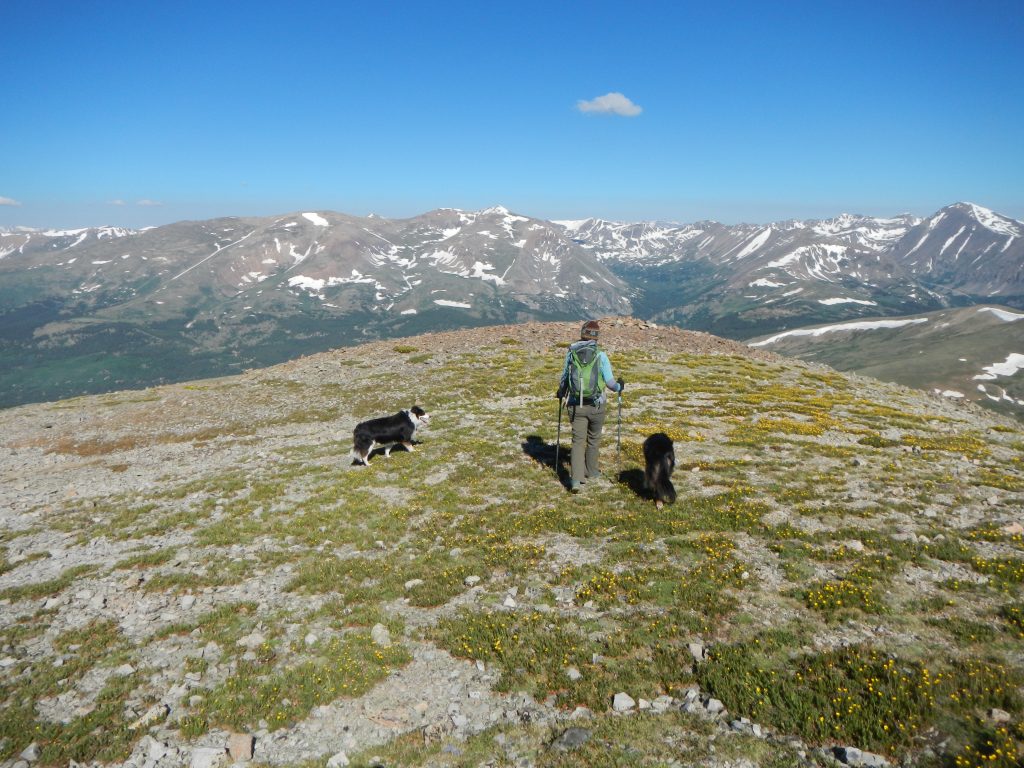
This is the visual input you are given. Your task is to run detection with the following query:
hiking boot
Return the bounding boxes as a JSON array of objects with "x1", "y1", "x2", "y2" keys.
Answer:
[
  {"x1": 569, "y1": 481, "x2": 582, "y2": 493},
  {"x1": 586, "y1": 472, "x2": 602, "y2": 482}
]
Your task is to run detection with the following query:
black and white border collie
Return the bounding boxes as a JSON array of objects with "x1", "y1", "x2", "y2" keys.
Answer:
[
  {"x1": 643, "y1": 432, "x2": 676, "y2": 509},
  {"x1": 351, "y1": 406, "x2": 430, "y2": 465}
]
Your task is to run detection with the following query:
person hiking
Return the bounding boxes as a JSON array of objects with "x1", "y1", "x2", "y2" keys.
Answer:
[{"x1": 557, "y1": 320, "x2": 624, "y2": 493}]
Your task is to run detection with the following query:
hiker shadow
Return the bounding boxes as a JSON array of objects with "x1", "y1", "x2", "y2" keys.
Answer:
[
  {"x1": 617, "y1": 468, "x2": 648, "y2": 499},
  {"x1": 522, "y1": 435, "x2": 571, "y2": 486}
]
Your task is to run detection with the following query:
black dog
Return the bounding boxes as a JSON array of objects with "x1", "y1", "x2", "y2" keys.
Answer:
[
  {"x1": 643, "y1": 432, "x2": 676, "y2": 508},
  {"x1": 351, "y1": 406, "x2": 430, "y2": 465}
]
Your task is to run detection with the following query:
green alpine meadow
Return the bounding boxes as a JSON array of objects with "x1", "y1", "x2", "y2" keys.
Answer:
[{"x1": 1, "y1": 319, "x2": 1022, "y2": 768}]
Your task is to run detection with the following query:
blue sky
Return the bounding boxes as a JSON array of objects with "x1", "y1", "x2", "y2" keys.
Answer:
[{"x1": 3, "y1": 0, "x2": 1023, "y2": 229}]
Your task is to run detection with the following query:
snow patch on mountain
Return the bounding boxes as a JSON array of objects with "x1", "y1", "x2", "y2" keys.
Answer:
[
  {"x1": 763, "y1": 244, "x2": 848, "y2": 281},
  {"x1": 288, "y1": 271, "x2": 379, "y2": 297},
  {"x1": 966, "y1": 203, "x2": 1023, "y2": 237},
  {"x1": 434, "y1": 299, "x2": 472, "y2": 309},
  {"x1": 818, "y1": 297, "x2": 877, "y2": 306},
  {"x1": 751, "y1": 318, "x2": 928, "y2": 347},
  {"x1": 470, "y1": 261, "x2": 505, "y2": 285},
  {"x1": 734, "y1": 228, "x2": 773, "y2": 260},
  {"x1": 940, "y1": 226, "x2": 968, "y2": 255},
  {"x1": 302, "y1": 212, "x2": 329, "y2": 227},
  {"x1": 978, "y1": 307, "x2": 1024, "y2": 322},
  {"x1": 974, "y1": 354, "x2": 1024, "y2": 380}
]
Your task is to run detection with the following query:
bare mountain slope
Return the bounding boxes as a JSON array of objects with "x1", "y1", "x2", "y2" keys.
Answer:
[{"x1": 749, "y1": 304, "x2": 1024, "y2": 418}]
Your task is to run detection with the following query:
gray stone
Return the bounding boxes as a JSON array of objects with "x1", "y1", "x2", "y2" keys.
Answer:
[
  {"x1": 834, "y1": 746, "x2": 889, "y2": 767},
  {"x1": 18, "y1": 743, "x2": 40, "y2": 762},
  {"x1": 143, "y1": 735, "x2": 170, "y2": 763},
  {"x1": 990, "y1": 707, "x2": 1012, "y2": 723},
  {"x1": 652, "y1": 695, "x2": 674, "y2": 713},
  {"x1": 129, "y1": 703, "x2": 169, "y2": 730},
  {"x1": 227, "y1": 733, "x2": 254, "y2": 761},
  {"x1": 551, "y1": 727, "x2": 591, "y2": 751},
  {"x1": 612, "y1": 692, "x2": 635, "y2": 711},
  {"x1": 705, "y1": 698, "x2": 725, "y2": 715},
  {"x1": 370, "y1": 623, "x2": 392, "y2": 648},
  {"x1": 190, "y1": 746, "x2": 228, "y2": 768},
  {"x1": 682, "y1": 700, "x2": 703, "y2": 715},
  {"x1": 326, "y1": 752, "x2": 350, "y2": 768}
]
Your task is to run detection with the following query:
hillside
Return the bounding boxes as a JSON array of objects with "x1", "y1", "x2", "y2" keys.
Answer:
[
  {"x1": 1, "y1": 319, "x2": 1023, "y2": 768},
  {"x1": 748, "y1": 305, "x2": 1024, "y2": 420}
]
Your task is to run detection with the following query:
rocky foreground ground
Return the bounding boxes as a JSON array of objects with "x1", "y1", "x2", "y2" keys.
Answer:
[{"x1": 1, "y1": 318, "x2": 1021, "y2": 768}]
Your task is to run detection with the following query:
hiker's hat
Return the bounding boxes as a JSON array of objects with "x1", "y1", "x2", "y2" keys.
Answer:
[{"x1": 580, "y1": 320, "x2": 600, "y2": 340}]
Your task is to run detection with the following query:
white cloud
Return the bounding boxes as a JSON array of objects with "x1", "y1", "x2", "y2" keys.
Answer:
[
  {"x1": 109, "y1": 199, "x2": 127, "y2": 206},
  {"x1": 0, "y1": 196, "x2": 22, "y2": 206},
  {"x1": 137, "y1": 199, "x2": 163, "y2": 207},
  {"x1": 576, "y1": 92, "x2": 643, "y2": 117}
]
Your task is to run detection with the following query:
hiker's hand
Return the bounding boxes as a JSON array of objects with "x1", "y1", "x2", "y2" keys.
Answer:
[
  {"x1": 556, "y1": 388, "x2": 564, "y2": 399},
  {"x1": 617, "y1": 377, "x2": 625, "y2": 392}
]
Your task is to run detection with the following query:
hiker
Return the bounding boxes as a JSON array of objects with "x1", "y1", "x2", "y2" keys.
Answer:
[{"x1": 557, "y1": 320, "x2": 624, "y2": 493}]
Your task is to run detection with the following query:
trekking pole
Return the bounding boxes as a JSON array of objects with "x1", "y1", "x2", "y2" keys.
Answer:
[
  {"x1": 617, "y1": 389, "x2": 622, "y2": 471},
  {"x1": 554, "y1": 398, "x2": 563, "y2": 478}
]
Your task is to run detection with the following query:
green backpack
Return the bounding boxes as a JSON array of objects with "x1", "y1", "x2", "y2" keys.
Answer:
[{"x1": 565, "y1": 341, "x2": 605, "y2": 405}]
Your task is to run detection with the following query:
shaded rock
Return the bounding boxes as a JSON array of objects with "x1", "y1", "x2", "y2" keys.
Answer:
[
  {"x1": 551, "y1": 727, "x2": 591, "y2": 751},
  {"x1": 834, "y1": 746, "x2": 889, "y2": 767}
]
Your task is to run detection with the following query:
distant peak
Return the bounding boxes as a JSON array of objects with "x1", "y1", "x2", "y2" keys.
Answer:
[
  {"x1": 480, "y1": 205, "x2": 510, "y2": 216},
  {"x1": 946, "y1": 202, "x2": 1022, "y2": 236}
]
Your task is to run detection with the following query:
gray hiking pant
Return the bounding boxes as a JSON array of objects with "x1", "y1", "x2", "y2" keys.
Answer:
[{"x1": 568, "y1": 402, "x2": 607, "y2": 483}]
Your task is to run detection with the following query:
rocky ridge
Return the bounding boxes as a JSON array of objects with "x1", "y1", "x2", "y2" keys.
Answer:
[{"x1": 1, "y1": 318, "x2": 1021, "y2": 768}]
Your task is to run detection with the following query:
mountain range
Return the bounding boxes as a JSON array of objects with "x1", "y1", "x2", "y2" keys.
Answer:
[
  {"x1": 563, "y1": 201, "x2": 1023, "y2": 337},
  {"x1": 1, "y1": 202, "x2": 1021, "y2": 412}
]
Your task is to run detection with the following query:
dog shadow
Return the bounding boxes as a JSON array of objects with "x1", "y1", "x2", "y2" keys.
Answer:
[
  {"x1": 522, "y1": 435, "x2": 571, "y2": 486},
  {"x1": 350, "y1": 441, "x2": 420, "y2": 466},
  {"x1": 617, "y1": 468, "x2": 649, "y2": 499}
]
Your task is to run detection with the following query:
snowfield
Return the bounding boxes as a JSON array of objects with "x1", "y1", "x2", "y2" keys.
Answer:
[{"x1": 751, "y1": 318, "x2": 929, "y2": 347}]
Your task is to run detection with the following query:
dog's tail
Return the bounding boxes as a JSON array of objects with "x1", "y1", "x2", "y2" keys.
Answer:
[{"x1": 351, "y1": 431, "x2": 373, "y2": 465}]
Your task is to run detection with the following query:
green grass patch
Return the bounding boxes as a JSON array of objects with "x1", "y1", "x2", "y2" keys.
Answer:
[
  {"x1": 182, "y1": 631, "x2": 410, "y2": 734},
  {"x1": 699, "y1": 635, "x2": 1024, "y2": 759}
]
